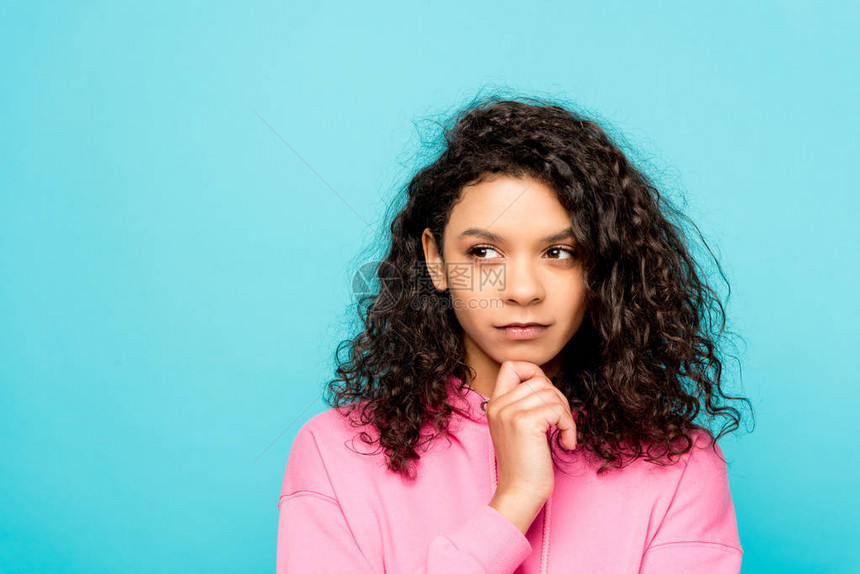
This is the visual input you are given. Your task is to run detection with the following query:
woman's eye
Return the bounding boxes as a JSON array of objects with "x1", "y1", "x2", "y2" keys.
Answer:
[
  {"x1": 467, "y1": 246, "x2": 577, "y2": 261},
  {"x1": 547, "y1": 247, "x2": 576, "y2": 260},
  {"x1": 466, "y1": 246, "x2": 501, "y2": 260}
]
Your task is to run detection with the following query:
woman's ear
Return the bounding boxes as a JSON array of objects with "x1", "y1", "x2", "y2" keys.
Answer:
[{"x1": 421, "y1": 228, "x2": 448, "y2": 292}]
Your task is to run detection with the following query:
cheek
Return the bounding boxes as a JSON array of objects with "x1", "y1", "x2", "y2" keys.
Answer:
[
  {"x1": 553, "y1": 283, "x2": 588, "y2": 318},
  {"x1": 450, "y1": 292, "x2": 490, "y2": 326}
]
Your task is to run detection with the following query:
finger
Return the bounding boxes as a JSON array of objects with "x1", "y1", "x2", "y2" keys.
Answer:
[
  {"x1": 553, "y1": 406, "x2": 578, "y2": 450},
  {"x1": 505, "y1": 386, "x2": 576, "y2": 446},
  {"x1": 529, "y1": 387, "x2": 578, "y2": 451},
  {"x1": 491, "y1": 361, "x2": 547, "y2": 402},
  {"x1": 546, "y1": 386, "x2": 578, "y2": 450}
]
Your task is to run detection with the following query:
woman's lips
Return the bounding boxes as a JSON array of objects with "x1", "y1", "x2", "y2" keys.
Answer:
[{"x1": 496, "y1": 324, "x2": 548, "y2": 340}]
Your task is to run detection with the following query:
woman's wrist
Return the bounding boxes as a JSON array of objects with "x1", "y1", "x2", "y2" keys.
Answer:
[{"x1": 488, "y1": 489, "x2": 546, "y2": 535}]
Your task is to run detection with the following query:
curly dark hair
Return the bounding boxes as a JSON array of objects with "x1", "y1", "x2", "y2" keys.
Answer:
[{"x1": 324, "y1": 91, "x2": 754, "y2": 478}]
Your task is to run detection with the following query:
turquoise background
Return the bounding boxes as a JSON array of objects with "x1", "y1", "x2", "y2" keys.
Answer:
[{"x1": 1, "y1": 1, "x2": 857, "y2": 572}]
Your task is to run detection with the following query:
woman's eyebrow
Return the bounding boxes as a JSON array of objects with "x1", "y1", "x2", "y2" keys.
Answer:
[{"x1": 459, "y1": 227, "x2": 575, "y2": 243}]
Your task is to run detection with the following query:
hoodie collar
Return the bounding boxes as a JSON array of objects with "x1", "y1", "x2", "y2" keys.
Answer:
[{"x1": 446, "y1": 374, "x2": 489, "y2": 424}]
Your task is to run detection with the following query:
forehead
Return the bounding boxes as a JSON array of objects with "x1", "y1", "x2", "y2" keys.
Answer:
[{"x1": 446, "y1": 176, "x2": 571, "y2": 238}]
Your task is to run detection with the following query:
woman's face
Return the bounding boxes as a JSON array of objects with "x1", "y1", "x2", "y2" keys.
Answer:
[{"x1": 421, "y1": 174, "x2": 588, "y2": 381}]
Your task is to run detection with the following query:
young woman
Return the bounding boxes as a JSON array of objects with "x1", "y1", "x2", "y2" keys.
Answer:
[{"x1": 276, "y1": 95, "x2": 753, "y2": 573}]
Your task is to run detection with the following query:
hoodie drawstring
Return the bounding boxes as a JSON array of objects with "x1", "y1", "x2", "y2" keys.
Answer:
[
  {"x1": 488, "y1": 432, "x2": 550, "y2": 573},
  {"x1": 540, "y1": 497, "x2": 551, "y2": 573}
]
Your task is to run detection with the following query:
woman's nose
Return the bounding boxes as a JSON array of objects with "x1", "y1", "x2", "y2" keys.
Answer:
[{"x1": 502, "y1": 256, "x2": 544, "y2": 305}]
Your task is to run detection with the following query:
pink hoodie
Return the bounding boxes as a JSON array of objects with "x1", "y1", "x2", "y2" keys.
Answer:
[{"x1": 277, "y1": 375, "x2": 742, "y2": 573}]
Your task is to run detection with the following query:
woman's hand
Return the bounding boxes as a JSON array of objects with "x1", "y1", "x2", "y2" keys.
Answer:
[{"x1": 486, "y1": 361, "x2": 578, "y2": 505}]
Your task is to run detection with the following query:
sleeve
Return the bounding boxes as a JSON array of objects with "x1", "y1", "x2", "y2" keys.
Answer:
[
  {"x1": 276, "y1": 424, "x2": 533, "y2": 574},
  {"x1": 639, "y1": 434, "x2": 743, "y2": 574},
  {"x1": 277, "y1": 492, "x2": 377, "y2": 573},
  {"x1": 417, "y1": 503, "x2": 532, "y2": 572}
]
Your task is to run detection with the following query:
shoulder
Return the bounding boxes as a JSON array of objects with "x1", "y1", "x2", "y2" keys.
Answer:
[
  {"x1": 624, "y1": 428, "x2": 733, "y2": 502},
  {"x1": 642, "y1": 428, "x2": 742, "y2": 552},
  {"x1": 280, "y1": 404, "x2": 382, "y2": 497},
  {"x1": 641, "y1": 428, "x2": 731, "y2": 486},
  {"x1": 297, "y1": 406, "x2": 356, "y2": 440},
  {"x1": 680, "y1": 427, "x2": 732, "y2": 478},
  {"x1": 290, "y1": 404, "x2": 379, "y2": 460},
  {"x1": 655, "y1": 428, "x2": 737, "y2": 524}
]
